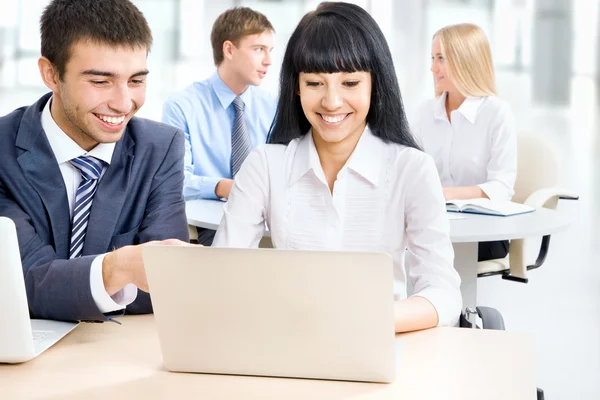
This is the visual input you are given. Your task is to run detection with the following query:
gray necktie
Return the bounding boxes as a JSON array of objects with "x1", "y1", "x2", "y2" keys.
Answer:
[{"x1": 231, "y1": 96, "x2": 253, "y2": 177}]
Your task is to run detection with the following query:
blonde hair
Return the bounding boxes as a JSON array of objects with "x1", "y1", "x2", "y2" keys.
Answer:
[{"x1": 433, "y1": 23, "x2": 496, "y2": 97}]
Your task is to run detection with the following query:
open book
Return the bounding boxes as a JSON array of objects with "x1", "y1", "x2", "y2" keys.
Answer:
[{"x1": 445, "y1": 198, "x2": 535, "y2": 217}]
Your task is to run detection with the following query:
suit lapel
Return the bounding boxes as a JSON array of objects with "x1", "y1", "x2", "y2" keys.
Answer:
[
  {"x1": 83, "y1": 129, "x2": 135, "y2": 255},
  {"x1": 15, "y1": 94, "x2": 71, "y2": 258}
]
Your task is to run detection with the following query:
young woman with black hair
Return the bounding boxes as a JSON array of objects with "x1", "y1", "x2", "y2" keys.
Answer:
[{"x1": 214, "y1": 2, "x2": 461, "y2": 333}]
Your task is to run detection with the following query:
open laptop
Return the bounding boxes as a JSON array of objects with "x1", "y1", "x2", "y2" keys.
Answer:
[
  {"x1": 0, "y1": 217, "x2": 79, "y2": 364},
  {"x1": 143, "y1": 246, "x2": 396, "y2": 383}
]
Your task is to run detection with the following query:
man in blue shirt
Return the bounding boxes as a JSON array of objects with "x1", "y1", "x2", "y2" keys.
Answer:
[{"x1": 162, "y1": 7, "x2": 276, "y2": 245}]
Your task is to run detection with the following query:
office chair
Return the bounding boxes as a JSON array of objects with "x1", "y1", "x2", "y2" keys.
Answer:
[
  {"x1": 477, "y1": 131, "x2": 578, "y2": 283},
  {"x1": 464, "y1": 132, "x2": 576, "y2": 400},
  {"x1": 188, "y1": 225, "x2": 199, "y2": 243}
]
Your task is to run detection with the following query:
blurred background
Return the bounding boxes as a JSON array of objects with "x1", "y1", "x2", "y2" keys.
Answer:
[{"x1": 0, "y1": 0, "x2": 598, "y2": 398}]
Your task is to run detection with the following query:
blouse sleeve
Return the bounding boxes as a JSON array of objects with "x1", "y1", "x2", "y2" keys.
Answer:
[
  {"x1": 478, "y1": 102, "x2": 518, "y2": 201},
  {"x1": 213, "y1": 147, "x2": 269, "y2": 248},
  {"x1": 404, "y1": 152, "x2": 462, "y2": 327}
]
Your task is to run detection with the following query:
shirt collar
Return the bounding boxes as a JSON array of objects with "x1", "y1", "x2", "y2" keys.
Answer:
[
  {"x1": 289, "y1": 130, "x2": 323, "y2": 186},
  {"x1": 433, "y1": 91, "x2": 448, "y2": 121},
  {"x1": 208, "y1": 70, "x2": 254, "y2": 110},
  {"x1": 290, "y1": 125, "x2": 382, "y2": 187},
  {"x1": 434, "y1": 92, "x2": 484, "y2": 124},
  {"x1": 344, "y1": 126, "x2": 382, "y2": 186},
  {"x1": 457, "y1": 96, "x2": 484, "y2": 124},
  {"x1": 41, "y1": 96, "x2": 115, "y2": 165}
]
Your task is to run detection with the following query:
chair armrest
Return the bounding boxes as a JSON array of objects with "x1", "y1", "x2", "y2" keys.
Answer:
[
  {"x1": 502, "y1": 188, "x2": 576, "y2": 282},
  {"x1": 524, "y1": 187, "x2": 579, "y2": 209},
  {"x1": 502, "y1": 238, "x2": 527, "y2": 282},
  {"x1": 188, "y1": 224, "x2": 198, "y2": 242},
  {"x1": 502, "y1": 235, "x2": 552, "y2": 283}
]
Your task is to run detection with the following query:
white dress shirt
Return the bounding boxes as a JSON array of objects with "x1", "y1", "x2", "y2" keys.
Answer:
[
  {"x1": 213, "y1": 127, "x2": 462, "y2": 327},
  {"x1": 411, "y1": 92, "x2": 517, "y2": 201},
  {"x1": 41, "y1": 99, "x2": 137, "y2": 314}
]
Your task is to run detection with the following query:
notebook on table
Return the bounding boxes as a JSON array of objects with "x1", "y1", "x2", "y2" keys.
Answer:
[{"x1": 445, "y1": 198, "x2": 535, "y2": 217}]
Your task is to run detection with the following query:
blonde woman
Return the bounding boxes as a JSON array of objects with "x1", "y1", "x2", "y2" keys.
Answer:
[{"x1": 411, "y1": 23, "x2": 517, "y2": 261}]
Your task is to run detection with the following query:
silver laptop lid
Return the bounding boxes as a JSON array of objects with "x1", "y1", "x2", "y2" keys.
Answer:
[
  {"x1": 0, "y1": 217, "x2": 35, "y2": 362},
  {"x1": 143, "y1": 246, "x2": 396, "y2": 383}
]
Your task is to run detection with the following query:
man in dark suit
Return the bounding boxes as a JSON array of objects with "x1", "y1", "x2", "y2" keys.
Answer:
[{"x1": 0, "y1": 0, "x2": 189, "y2": 322}]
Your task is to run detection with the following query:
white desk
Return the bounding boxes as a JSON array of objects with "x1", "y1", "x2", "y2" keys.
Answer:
[
  {"x1": 0, "y1": 315, "x2": 536, "y2": 399},
  {"x1": 186, "y1": 199, "x2": 229, "y2": 231},
  {"x1": 447, "y1": 208, "x2": 570, "y2": 308},
  {"x1": 186, "y1": 199, "x2": 570, "y2": 308}
]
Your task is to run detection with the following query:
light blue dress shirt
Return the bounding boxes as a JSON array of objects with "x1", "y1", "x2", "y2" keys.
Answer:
[{"x1": 162, "y1": 71, "x2": 276, "y2": 200}]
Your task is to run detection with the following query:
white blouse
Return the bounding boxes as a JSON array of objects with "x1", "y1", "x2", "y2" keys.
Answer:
[
  {"x1": 411, "y1": 92, "x2": 517, "y2": 201},
  {"x1": 213, "y1": 127, "x2": 462, "y2": 327}
]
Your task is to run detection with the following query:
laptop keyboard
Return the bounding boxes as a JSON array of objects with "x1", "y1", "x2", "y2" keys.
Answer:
[{"x1": 32, "y1": 330, "x2": 52, "y2": 343}]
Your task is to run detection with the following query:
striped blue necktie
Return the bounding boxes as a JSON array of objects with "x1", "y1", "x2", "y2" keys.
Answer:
[
  {"x1": 231, "y1": 96, "x2": 253, "y2": 177},
  {"x1": 68, "y1": 155, "x2": 105, "y2": 259}
]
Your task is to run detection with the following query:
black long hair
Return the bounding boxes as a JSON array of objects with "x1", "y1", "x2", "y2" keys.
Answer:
[{"x1": 268, "y1": 1, "x2": 420, "y2": 150}]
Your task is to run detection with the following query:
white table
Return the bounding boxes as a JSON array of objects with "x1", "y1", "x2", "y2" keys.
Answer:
[
  {"x1": 0, "y1": 315, "x2": 537, "y2": 399},
  {"x1": 186, "y1": 200, "x2": 570, "y2": 308},
  {"x1": 446, "y1": 209, "x2": 570, "y2": 308},
  {"x1": 186, "y1": 199, "x2": 229, "y2": 231}
]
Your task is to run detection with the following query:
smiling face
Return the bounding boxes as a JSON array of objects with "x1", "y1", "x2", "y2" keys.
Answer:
[
  {"x1": 430, "y1": 36, "x2": 456, "y2": 95},
  {"x1": 39, "y1": 40, "x2": 148, "y2": 151},
  {"x1": 298, "y1": 71, "x2": 371, "y2": 148}
]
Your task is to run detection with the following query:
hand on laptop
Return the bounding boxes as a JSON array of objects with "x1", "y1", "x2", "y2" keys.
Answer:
[{"x1": 102, "y1": 239, "x2": 194, "y2": 295}]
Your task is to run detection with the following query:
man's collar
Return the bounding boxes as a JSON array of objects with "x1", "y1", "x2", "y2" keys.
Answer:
[{"x1": 209, "y1": 70, "x2": 254, "y2": 110}]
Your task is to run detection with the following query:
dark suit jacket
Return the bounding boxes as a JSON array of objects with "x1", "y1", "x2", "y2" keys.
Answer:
[{"x1": 0, "y1": 93, "x2": 189, "y2": 322}]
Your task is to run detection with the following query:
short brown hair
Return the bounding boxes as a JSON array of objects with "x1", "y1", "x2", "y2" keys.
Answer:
[
  {"x1": 210, "y1": 7, "x2": 274, "y2": 66},
  {"x1": 40, "y1": 0, "x2": 153, "y2": 79}
]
